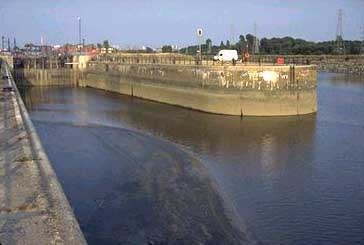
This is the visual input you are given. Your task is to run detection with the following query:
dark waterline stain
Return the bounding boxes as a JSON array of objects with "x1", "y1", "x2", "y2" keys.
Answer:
[{"x1": 20, "y1": 72, "x2": 364, "y2": 244}]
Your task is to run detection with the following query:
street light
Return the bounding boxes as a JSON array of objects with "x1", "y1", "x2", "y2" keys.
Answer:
[
  {"x1": 196, "y1": 28, "x2": 203, "y2": 64},
  {"x1": 78, "y1": 17, "x2": 82, "y2": 54}
]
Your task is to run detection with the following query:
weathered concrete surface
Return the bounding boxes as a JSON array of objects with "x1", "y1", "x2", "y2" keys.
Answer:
[
  {"x1": 82, "y1": 62, "x2": 317, "y2": 116},
  {"x1": 12, "y1": 55, "x2": 317, "y2": 116},
  {"x1": 0, "y1": 61, "x2": 86, "y2": 244},
  {"x1": 0, "y1": 56, "x2": 13, "y2": 70},
  {"x1": 12, "y1": 55, "x2": 90, "y2": 87},
  {"x1": 13, "y1": 68, "x2": 79, "y2": 87}
]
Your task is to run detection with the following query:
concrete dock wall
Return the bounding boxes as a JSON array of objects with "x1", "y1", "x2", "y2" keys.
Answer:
[
  {"x1": 12, "y1": 55, "x2": 91, "y2": 87},
  {"x1": 12, "y1": 55, "x2": 317, "y2": 116},
  {"x1": 0, "y1": 55, "x2": 13, "y2": 69},
  {"x1": 13, "y1": 68, "x2": 80, "y2": 87},
  {"x1": 82, "y1": 62, "x2": 317, "y2": 116},
  {"x1": 0, "y1": 59, "x2": 86, "y2": 244}
]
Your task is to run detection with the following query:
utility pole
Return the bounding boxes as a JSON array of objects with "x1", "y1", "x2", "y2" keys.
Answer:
[
  {"x1": 230, "y1": 24, "x2": 236, "y2": 46},
  {"x1": 360, "y1": 24, "x2": 364, "y2": 55},
  {"x1": 1, "y1": 36, "x2": 4, "y2": 50},
  {"x1": 334, "y1": 9, "x2": 345, "y2": 54},
  {"x1": 0, "y1": 7, "x2": 3, "y2": 51},
  {"x1": 196, "y1": 28, "x2": 203, "y2": 64},
  {"x1": 7, "y1": 37, "x2": 10, "y2": 52},
  {"x1": 13, "y1": 38, "x2": 16, "y2": 50},
  {"x1": 78, "y1": 17, "x2": 82, "y2": 54}
]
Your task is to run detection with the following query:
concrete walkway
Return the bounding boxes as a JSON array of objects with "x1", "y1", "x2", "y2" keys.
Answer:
[{"x1": 0, "y1": 61, "x2": 86, "y2": 245}]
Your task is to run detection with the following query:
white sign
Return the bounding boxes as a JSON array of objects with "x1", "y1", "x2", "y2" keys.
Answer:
[{"x1": 196, "y1": 28, "x2": 203, "y2": 37}]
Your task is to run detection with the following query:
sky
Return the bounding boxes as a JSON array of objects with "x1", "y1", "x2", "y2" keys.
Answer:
[{"x1": 0, "y1": 0, "x2": 363, "y2": 48}]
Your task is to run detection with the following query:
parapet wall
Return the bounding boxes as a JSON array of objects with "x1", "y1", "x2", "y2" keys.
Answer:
[{"x1": 82, "y1": 62, "x2": 317, "y2": 116}]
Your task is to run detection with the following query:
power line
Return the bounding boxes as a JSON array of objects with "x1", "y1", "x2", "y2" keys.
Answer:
[
  {"x1": 360, "y1": 25, "x2": 364, "y2": 55},
  {"x1": 230, "y1": 24, "x2": 236, "y2": 45},
  {"x1": 336, "y1": 9, "x2": 343, "y2": 38},
  {"x1": 334, "y1": 9, "x2": 345, "y2": 54}
]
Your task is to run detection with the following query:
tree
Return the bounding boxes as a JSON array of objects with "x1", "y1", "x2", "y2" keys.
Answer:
[
  {"x1": 237, "y1": 35, "x2": 246, "y2": 54},
  {"x1": 226, "y1": 40, "x2": 231, "y2": 48},
  {"x1": 145, "y1": 47, "x2": 154, "y2": 53},
  {"x1": 220, "y1": 41, "x2": 225, "y2": 49},
  {"x1": 162, "y1": 45, "x2": 173, "y2": 53},
  {"x1": 103, "y1": 40, "x2": 110, "y2": 48},
  {"x1": 246, "y1": 34, "x2": 255, "y2": 53},
  {"x1": 178, "y1": 34, "x2": 362, "y2": 56},
  {"x1": 239, "y1": 35, "x2": 246, "y2": 43},
  {"x1": 206, "y1": 39, "x2": 212, "y2": 54}
]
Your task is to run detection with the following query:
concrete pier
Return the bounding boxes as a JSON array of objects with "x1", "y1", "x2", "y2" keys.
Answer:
[
  {"x1": 0, "y1": 60, "x2": 86, "y2": 244},
  {"x1": 13, "y1": 55, "x2": 318, "y2": 116},
  {"x1": 82, "y1": 62, "x2": 317, "y2": 116}
]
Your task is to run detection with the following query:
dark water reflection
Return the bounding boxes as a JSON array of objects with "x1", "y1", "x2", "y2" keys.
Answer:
[{"x1": 21, "y1": 72, "x2": 364, "y2": 244}]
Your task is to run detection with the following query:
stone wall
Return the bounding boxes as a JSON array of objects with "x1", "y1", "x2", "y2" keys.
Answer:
[{"x1": 82, "y1": 62, "x2": 317, "y2": 116}]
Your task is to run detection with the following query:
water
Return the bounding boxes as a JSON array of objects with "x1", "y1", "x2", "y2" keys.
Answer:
[{"x1": 21, "y1": 72, "x2": 364, "y2": 244}]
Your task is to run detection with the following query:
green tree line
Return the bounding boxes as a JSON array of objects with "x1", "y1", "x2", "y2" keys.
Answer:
[{"x1": 177, "y1": 34, "x2": 363, "y2": 55}]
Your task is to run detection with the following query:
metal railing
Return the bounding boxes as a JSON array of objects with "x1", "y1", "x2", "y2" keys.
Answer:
[
  {"x1": 249, "y1": 55, "x2": 312, "y2": 65},
  {"x1": 92, "y1": 54, "x2": 223, "y2": 66},
  {"x1": 92, "y1": 54, "x2": 314, "y2": 66},
  {"x1": 13, "y1": 53, "x2": 337, "y2": 70}
]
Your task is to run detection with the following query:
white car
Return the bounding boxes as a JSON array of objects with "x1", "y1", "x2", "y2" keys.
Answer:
[{"x1": 213, "y1": 50, "x2": 239, "y2": 62}]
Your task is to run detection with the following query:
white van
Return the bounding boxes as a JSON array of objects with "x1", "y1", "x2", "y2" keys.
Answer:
[{"x1": 213, "y1": 50, "x2": 239, "y2": 62}]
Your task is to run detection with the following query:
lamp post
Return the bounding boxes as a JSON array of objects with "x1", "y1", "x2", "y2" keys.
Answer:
[
  {"x1": 78, "y1": 17, "x2": 82, "y2": 54},
  {"x1": 196, "y1": 28, "x2": 203, "y2": 65}
]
